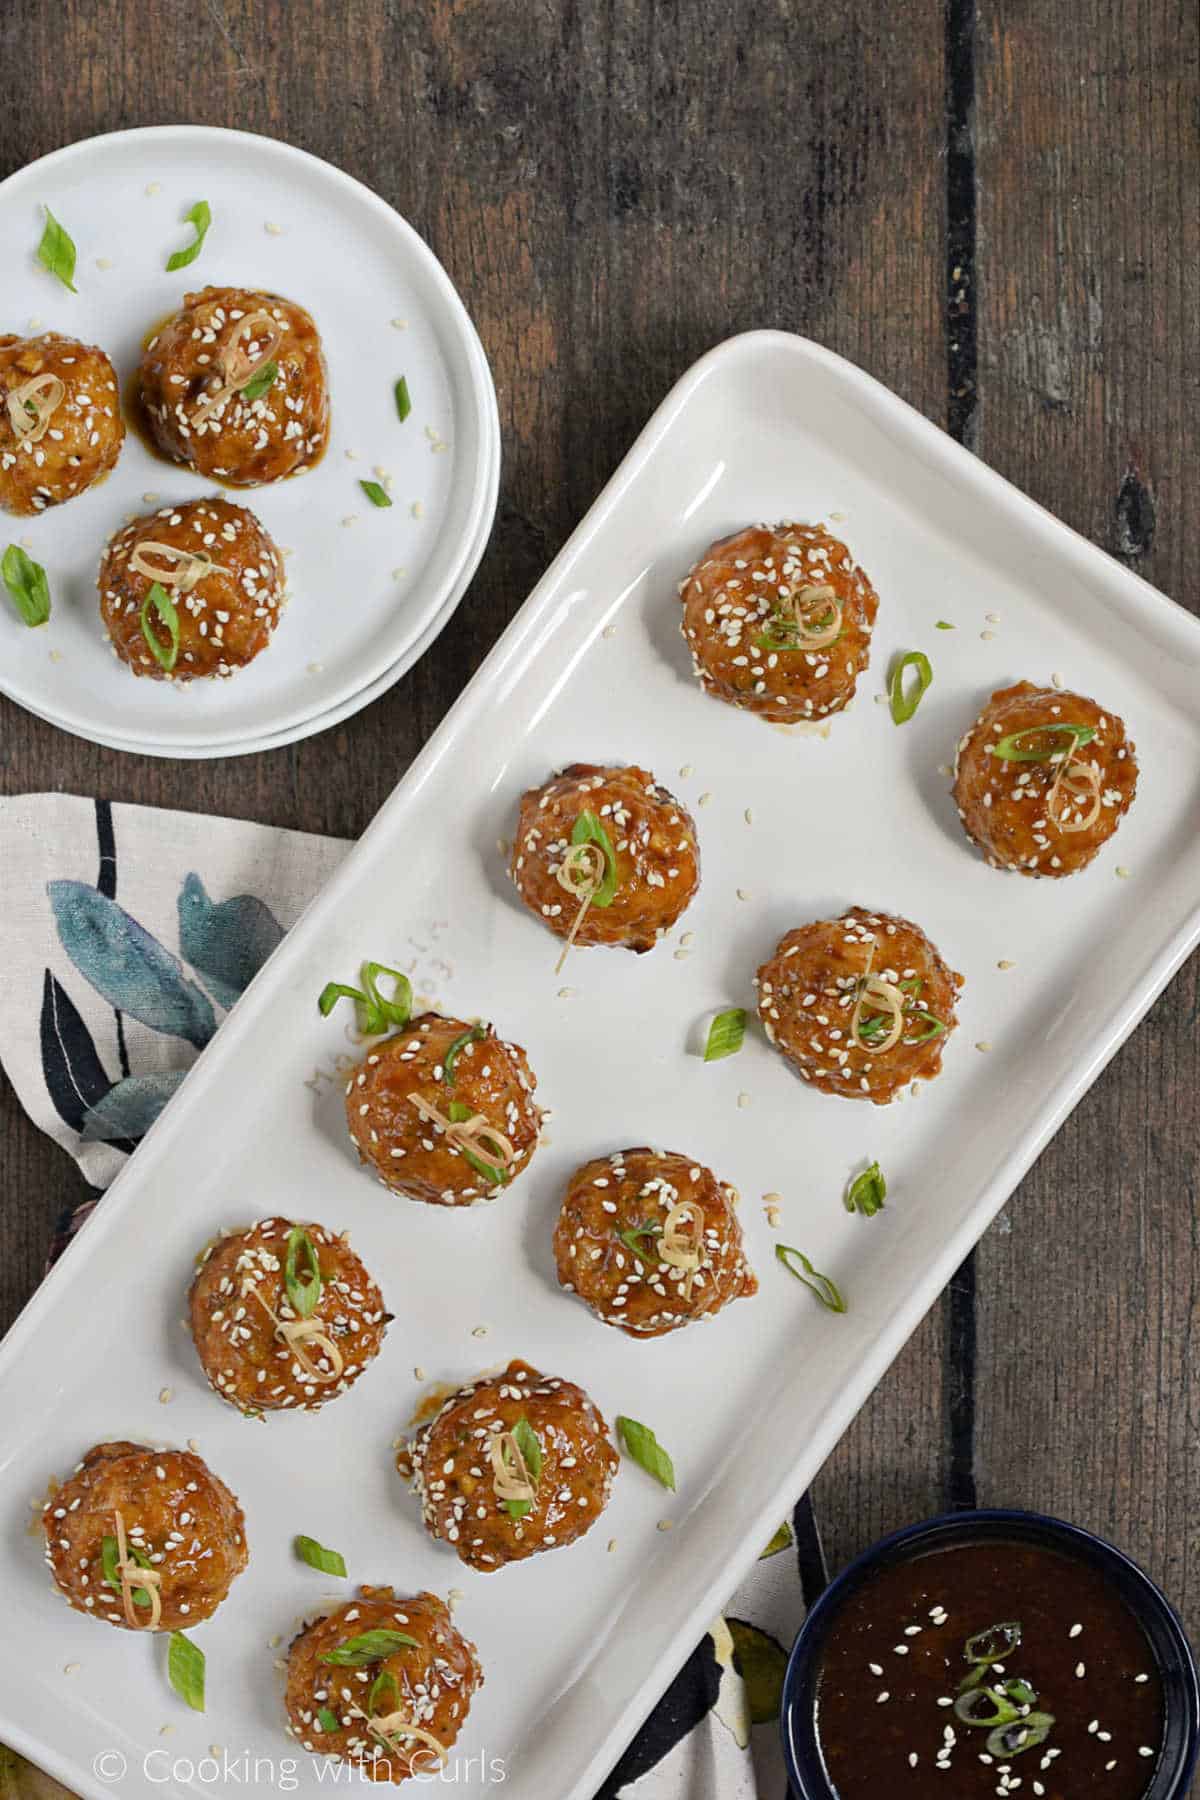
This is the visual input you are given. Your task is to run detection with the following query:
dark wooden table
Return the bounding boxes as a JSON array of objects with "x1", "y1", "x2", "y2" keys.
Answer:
[{"x1": 2, "y1": 0, "x2": 1195, "y2": 1746}]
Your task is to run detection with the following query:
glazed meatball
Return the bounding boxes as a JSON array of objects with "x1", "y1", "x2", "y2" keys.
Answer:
[
  {"x1": 189, "y1": 1217, "x2": 389, "y2": 1415},
  {"x1": 554, "y1": 1147, "x2": 758, "y2": 1337},
  {"x1": 756, "y1": 907, "x2": 962, "y2": 1105},
  {"x1": 510, "y1": 763, "x2": 700, "y2": 956},
  {"x1": 0, "y1": 332, "x2": 124, "y2": 515},
  {"x1": 138, "y1": 286, "x2": 329, "y2": 486},
  {"x1": 680, "y1": 522, "x2": 879, "y2": 724},
  {"x1": 286, "y1": 1587, "x2": 482, "y2": 1782},
  {"x1": 952, "y1": 680, "x2": 1138, "y2": 878},
  {"x1": 98, "y1": 496, "x2": 286, "y2": 680},
  {"x1": 403, "y1": 1359, "x2": 618, "y2": 1572},
  {"x1": 345, "y1": 1013, "x2": 542, "y2": 1207},
  {"x1": 42, "y1": 1441, "x2": 247, "y2": 1632}
]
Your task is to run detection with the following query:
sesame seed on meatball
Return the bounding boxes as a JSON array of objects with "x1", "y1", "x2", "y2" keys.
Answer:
[
  {"x1": 510, "y1": 763, "x2": 700, "y2": 956},
  {"x1": 756, "y1": 908, "x2": 962, "y2": 1104},
  {"x1": 403, "y1": 1359, "x2": 618, "y2": 1572},
  {"x1": 138, "y1": 286, "x2": 329, "y2": 486},
  {"x1": 0, "y1": 332, "x2": 124, "y2": 515},
  {"x1": 952, "y1": 680, "x2": 1138, "y2": 877},
  {"x1": 554, "y1": 1147, "x2": 757, "y2": 1337},
  {"x1": 189, "y1": 1217, "x2": 390, "y2": 1415},
  {"x1": 98, "y1": 496, "x2": 286, "y2": 680},
  {"x1": 679, "y1": 522, "x2": 879, "y2": 724},
  {"x1": 42, "y1": 1441, "x2": 247, "y2": 1632},
  {"x1": 345, "y1": 1014, "x2": 542, "y2": 1207}
]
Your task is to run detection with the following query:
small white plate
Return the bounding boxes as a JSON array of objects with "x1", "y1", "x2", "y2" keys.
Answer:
[{"x1": 0, "y1": 126, "x2": 500, "y2": 753}]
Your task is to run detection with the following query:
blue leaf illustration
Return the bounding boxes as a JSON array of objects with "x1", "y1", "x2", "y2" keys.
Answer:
[
  {"x1": 80, "y1": 1071, "x2": 187, "y2": 1142},
  {"x1": 48, "y1": 880, "x2": 217, "y2": 1049},
  {"x1": 177, "y1": 872, "x2": 285, "y2": 1011},
  {"x1": 39, "y1": 969, "x2": 113, "y2": 1134}
]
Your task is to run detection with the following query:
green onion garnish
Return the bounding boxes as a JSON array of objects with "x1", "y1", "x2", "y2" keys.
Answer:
[
  {"x1": 775, "y1": 1244, "x2": 846, "y2": 1312},
  {"x1": 991, "y1": 723, "x2": 1096, "y2": 763},
  {"x1": 617, "y1": 1221, "x2": 663, "y2": 1267},
  {"x1": 936, "y1": 619, "x2": 955, "y2": 629},
  {"x1": 447, "y1": 1099, "x2": 508, "y2": 1187},
  {"x1": 318, "y1": 961, "x2": 412, "y2": 1034},
  {"x1": 501, "y1": 1415, "x2": 544, "y2": 1519},
  {"x1": 394, "y1": 376, "x2": 412, "y2": 422},
  {"x1": 367, "y1": 1669, "x2": 400, "y2": 1717},
  {"x1": 904, "y1": 1010, "x2": 946, "y2": 1044},
  {"x1": 166, "y1": 200, "x2": 212, "y2": 272},
  {"x1": 167, "y1": 1630, "x2": 205, "y2": 1711},
  {"x1": 616, "y1": 1415, "x2": 676, "y2": 1490},
  {"x1": 2, "y1": 544, "x2": 51, "y2": 626},
  {"x1": 965, "y1": 1621, "x2": 1022, "y2": 1662},
  {"x1": 284, "y1": 1225, "x2": 321, "y2": 1319},
  {"x1": 139, "y1": 581, "x2": 180, "y2": 672},
  {"x1": 36, "y1": 206, "x2": 77, "y2": 291},
  {"x1": 294, "y1": 1533, "x2": 345, "y2": 1577},
  {"x1": 954, "y1": 1685, "x2": 1021, "y2": 1728},
  {"x1": 889, "y1": 650, "x2": 933, "y2": 723},
  {"x1": 241, "y1": 360, "x2": 278, "y2": 401},
  {"x1": 317, "y1": 1706, "x2": 340, "y2": 1732},
  {"x1": 319, "y1": 1629, "x2": 420, "y2": 1667},
  {"x1": 360, "y1": 479, "x2": 392, "y2": 508},
  {"x1": 845, "y1": 1161, "x2": 886, "y2": 1217},
  {"x1": 703, "y1": 1007, "x2": 746, "y2": 1062},
  {"x1": 570, "y1": 811, "x2": 619, "y2": 906},
  {"x1": 444, "y1": 1023, "x2": 486, "y2": 1087},
  {"x1": 985, "y1": 1713, "x2": 1055, "y2": 1759},
  {"x1": 101, "y1": 1535, "x2": 153, "y2": 1607}
]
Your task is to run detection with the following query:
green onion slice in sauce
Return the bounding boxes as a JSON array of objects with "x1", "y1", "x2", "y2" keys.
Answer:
[
  {"x1": 284, "y1": 1226, "x2": 322, "y2": 1319},
  {"x1": 991, "y1": 724, "x2": 1096, "y2": 763},
  {"x1": 140, "y1": 582, "x2": 180, "y2": 672},
  {"x1": 320, "y1": 1628, "x2": 420, "y2": 1667},
  {"x1": 443, "y1": 1024, "x2": 486, "y2": 1087}
]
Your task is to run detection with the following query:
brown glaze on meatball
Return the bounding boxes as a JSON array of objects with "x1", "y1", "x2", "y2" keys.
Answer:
[
  {"x1": 138, "y1": 286, "x2": 329, "y2": 486},
  {"x1": 0, "y1": 333, "x2": 124, "y2": 515},
  {"x1": 510, "y1": 763, "x2": 700, "y2": 955},
  {"x1": 286, "y1": 1586, "x2": 482, "y2": 1782},
  {"x1": 952, "y1": 681, "x2": 1138, "y2": 878},
  {"x1": 680, "y1": 523, "x2": 879, "y2": 725},
  {"x1": 404, "y1": 1359, "x2": 618, "y2": 1572},
  {"x1": 98, "y1": 496, "x2": 286, "y2": 680},
  {"x1": 756, "y1": 908, "x2": 962, "y2": 1105},
  {"x1": 345, "y1": 1014, "x2": 542, "y2": 1207},
  {"x1": 554, "y1": 1147, "x2": 758, "y2": 1337},
  {"x1": 42, "y1": 1441, "x2": 247, "y2": 1632},
  {"x1": 189, "y1": 1217, "x2": 390, "y2": 1415}
]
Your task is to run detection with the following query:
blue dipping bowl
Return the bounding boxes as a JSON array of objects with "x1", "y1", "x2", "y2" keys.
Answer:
[{"x1": 780, "y1": 1509, "x2": 1199, "y2": 1799}]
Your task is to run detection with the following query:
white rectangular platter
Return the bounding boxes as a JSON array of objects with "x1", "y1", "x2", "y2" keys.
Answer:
[{"x1": 2, "y1": 330, "x2": 1199, "y2": 1800}]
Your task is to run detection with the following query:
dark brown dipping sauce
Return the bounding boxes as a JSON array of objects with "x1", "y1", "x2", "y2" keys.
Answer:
[{"x1": 816, "y1": 1540, "x2": 1164, "y2": 1798}]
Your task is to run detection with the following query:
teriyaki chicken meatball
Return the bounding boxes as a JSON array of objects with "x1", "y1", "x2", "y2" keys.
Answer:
[
  {"x1": 42, "y1": 1440, "x2": 247, "y2": 1631},
  {"x1": 952, "y1": 680, "x2": 1138, "y2": 877},
  {"x1": 345, "y1": 1013, "x2": 542, "y2": 1207},
  {"x1": 756, "y1": 907, "x2": 962, "y2": 1105},
  {"x1": 680, "y1": 522, "x2": 879, "y2": 725},
  {"x1": 402, "y1": 1359, "x2": 618, "y2": 1572},
  {"x1": 554, "y1": 1147, "x2": 758, "y2": 1337},
  {"x1": 510, "y1": 763, "x2": 700, "y2": 957},
  {"x1": 98, "y1": 496, "x2": 286, "y2": 680},
  {"x1": 286, "y1": 1586, "x2": 482, "y2": 1782},
  {"x1": 189, "y1": 1217, "x2": 389, "y2": 1415},
  {"x1": 0, "y1": 332, "x2": 124, "y2": 514},
  {"x1": 138, "y1": 286, "x2": 329, "y2": 486}
]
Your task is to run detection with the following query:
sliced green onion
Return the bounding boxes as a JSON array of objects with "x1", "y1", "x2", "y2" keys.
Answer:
[
  {"x1": 294, "y1": 1534, "x2": 345, "y2": 1577},
  {"x1": 889, "y1": 650, "x2": 933, "y2": 723},
  {"x1": 512, "y1": 1415, "x2": 543, "y2": 1482},
  {"x1": 617, "y1": 1222, "x2": 663, "y2": 1267},
  {"x1": 703, "y1": 1007, "x2": 746, "y2": 1062},
  {"x1": 904, "y1": 1010, "x2": 947, "y2": 1044},
  {"x1": 166, "y1": 200, "x2": 212, "y2": 272},
  {"x1": 140, "y1": 581, "x2": 180, "y2": 672},
  {"x1": 318, "y1": 961, "x2": 412, "y2": 1034},
  {"x1": 284, "y1": 1225, "x2": 321, "y2": 1319},
  {"x1": 954, "y1": 1685, "x2": 1020, "y2": 1728},
  {"x1": 167, "y1": 1630, "x2": 206, "y2": 1711},
  {"x1": 101, "y1": 1534, "x2": 153, "y2": 1606},
  {"x1": 501, "y1": 1498, "x2": 532, "y2": 1520},
  {"x1": 367, "y1": 1670, "x2": 399, "y2": 1717},
  {"x1": 616, "y1": 1415, "x2": 676, "y2": 1490},
  {"x1": 444, "y1": 1024, "x2": 486, "y2": 1087},
  {"x1": 991, "y1": 724, "x2": 1096, "y2": 763},
  {"x1": 775, "y1": 1244, "x2": 846, "y2": 1312},
  {"x1": 36, "y1": 206, "x2": 77, "y2": 291},
  {"x1": 447, "y1": 1099, "x2": 510, "y2": 1187},
  {"x1": 360, "y1": 479, "x2": 392, "y2": 508},
  {"x1": 936, "y1": 619, "x2": 955, "y2": 630},
  {"x1": 317, "y1": 1706, "x2": 340, "y2": 1732},
  {"x1": 570, "y1": 811, "x2": 619, "y2": 906},
  {"x1": 985, "y1": 1713, "x2": 1055, "y2": 1759},
  {"x1": 394, "y1": 376, "x2": 412, "y2": 422},
  {"x1": 965, "y1": 1621, "x2": 1022, "y2": 1662},
  {"x1": 845, "y1": 1162, "x2": 886, "y2": 1218},
  {"x1": 2, "y1": 544, "x2": 51, "y2": 626},
  {"x1": 241, "y1": 360, "x2": 278, "y2": 401},
  {"x1": 320, "y1": 1629, "x2": 420, "y2": 1667},
  {"x1": 1002, "y1": 1677, "x2": 1039, "y2": 1709}
]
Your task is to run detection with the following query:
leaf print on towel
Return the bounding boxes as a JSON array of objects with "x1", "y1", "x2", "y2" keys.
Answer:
[
  {"x1": 177, "y1": 872, "x2": 284, "y2": 1011},
  {"x1": 726, "y1": 1618, "x2": 789, "y2": 1725},
  {"x1": 39, "y1": 970, "x2": 119, "y2": 1139},
  {"x1": 47, "y1": 880, "x2": 217, "y2": 1048},
  {"x1": 80, "y1": 1071, "x2": 187, "y2": 1142}
]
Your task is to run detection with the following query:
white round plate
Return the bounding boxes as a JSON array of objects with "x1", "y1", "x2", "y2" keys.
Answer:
[{"x1": 0, "y1": 126, "x2": 500, "y2": 753}]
